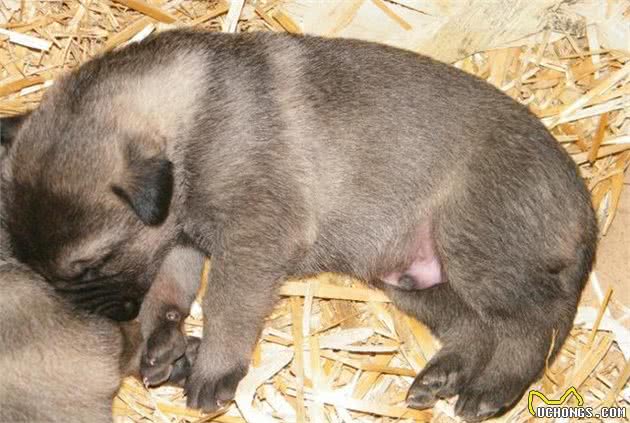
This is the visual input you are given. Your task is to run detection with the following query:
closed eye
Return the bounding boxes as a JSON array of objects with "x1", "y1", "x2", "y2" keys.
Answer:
[
  {"x1": 78, "y1": 267, "x2": 101, "y2": 282},
  {"x1": 72, "y1": 251, "x2": 115, "y2": 282},
  {"x1": 55, "y1": 270, "x2": 123, "y2": 292}
]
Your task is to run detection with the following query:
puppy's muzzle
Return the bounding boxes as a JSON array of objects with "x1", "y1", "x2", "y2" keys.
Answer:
[
  {"x1": 99, "y1": 298, "x2": 140, "y2": 321},
  {"x1": 53, "y1": 278, "x2": 143, "y2": 321}
]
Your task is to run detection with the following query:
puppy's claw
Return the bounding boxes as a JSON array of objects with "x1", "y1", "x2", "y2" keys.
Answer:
[
  {"x1": 407, "y1": 352, "x2": 468, "y2": 410},
  {"x1": 453, "y1": 377, "x2": 523, "y2": 422},
  {"x1": 140, "y1": 321, "x2": 190, "y2": 388},
  {"x1": 185, "y1": 365, "x2": 247, "y2": 412},
  {"x1": 406, "y1": 391, "x2": 438, "y2": 410}
]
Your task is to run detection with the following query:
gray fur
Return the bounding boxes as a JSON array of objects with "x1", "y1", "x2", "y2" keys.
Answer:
[
  {"x1": 138, "y1": 246, "x2": 204, "y2": 386},
  {"x1": 0, "y1": 160, "x2": 200, "y2": 422},
  {"x1": 0, "y1": 258, "x2": 136, "y2": 422},
  {"x1": 0, "y1": 240, "x2": 202, "y2": 422},
  {"x1": 0, "y1": 30, "x2": 597, "y2": 421},
  {"x1": 1, "y1": 135, "x2": 133, "y2": 422}
]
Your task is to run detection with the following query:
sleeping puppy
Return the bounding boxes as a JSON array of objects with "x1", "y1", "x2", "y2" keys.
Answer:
[
  {"x1": 0, "y1": 242, "x2": 202, "y2": 422},
  {"x1": 0, "y1": 137, "x2": 201, "y2": 420},
  {"x1": 0, "y1": 173, "x2": 202, "y2": 422},
  {"x1": 1, "y1": 127, "x2": 135, "y2": 422},
  {"x1": 0, "y1": 252, "x2": 139, "y2": 422},
  {"x1": 0, "y1": 30, "x2": 597, "y2": 421}
]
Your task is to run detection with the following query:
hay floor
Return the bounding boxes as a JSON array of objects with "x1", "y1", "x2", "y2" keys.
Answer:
[{"x1": 0, "y1": 1, "x2": 628, "y2": 422}]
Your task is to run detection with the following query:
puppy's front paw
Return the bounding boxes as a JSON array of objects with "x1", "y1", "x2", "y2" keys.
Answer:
[
  {"x1": 167, "y1": 336, "x2": 201, "y2": 386},
  {"x1": 185, "y1": 360, "x2": 248, "y2": 412},
  {"x1": 140, "y1": 309, "x2": 187, "y2": 387}
]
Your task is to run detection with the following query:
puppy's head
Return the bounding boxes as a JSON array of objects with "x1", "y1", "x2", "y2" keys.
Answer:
[
  {"x1": 0, "y1": 35, "x2": 207, "y2": 321},
  {"x1": 0, "y1": 77, "x2": 179, "y2": 321}
]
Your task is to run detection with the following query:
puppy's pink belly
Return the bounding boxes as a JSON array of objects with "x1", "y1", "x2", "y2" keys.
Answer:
[
  {"x1": 381, "y1": 223, "x2": 443, "y2": 290},
  {"x1": 383, "y1": 257, "x2": 443, "y2": 290}
]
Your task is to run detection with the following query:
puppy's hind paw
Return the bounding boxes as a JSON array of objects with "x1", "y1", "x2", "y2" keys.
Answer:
[
  {"x1": 406, "y1": 352, "x2": 470, "y2": 410},
  {"x1": 454, "y1": 377, "x2": 524, "y2": 422}
]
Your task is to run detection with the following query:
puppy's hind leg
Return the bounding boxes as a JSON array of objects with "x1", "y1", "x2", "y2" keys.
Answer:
[
  {"x1": 426, "y1": 168, "x2": 596, "y2": 421},
  {"x1": 453, "y1": 273, "x2": 585, "y2": 422},
  {"x1": 453, "y1": 317, "x2": 556, "y2": 421},
  {"x1": 382, "y1": 283, "x2": 496, "y2": 410}
]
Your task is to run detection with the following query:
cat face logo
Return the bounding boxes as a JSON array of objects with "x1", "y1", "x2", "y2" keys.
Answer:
[{"x1": 528, "y1": 387, "x2": 584, "y2": 417}]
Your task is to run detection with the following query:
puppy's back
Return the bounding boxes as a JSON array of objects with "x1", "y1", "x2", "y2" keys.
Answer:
[{"x1": 0, "y1": 261, "x2": 134, "y2": 423}]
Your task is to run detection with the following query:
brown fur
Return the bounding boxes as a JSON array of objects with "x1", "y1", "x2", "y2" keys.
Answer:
[
  {"x1": 0, "y1": 30, "x2": 597, "y2": 421},
  {"x1": 1, "y1": 137, "x2": 134, "y2": 422},
  {"x1": 0, "y1": 258, "x2": 137, "y2": 422},
  {"x1": 138, "y1": 246, "x2": 204, "y2": 386},
  {"x1": 0, "y1": 243, "x2": 201, "y2": 422},
  {"x1": 0, "y1": 164, "x2": 200, "y2": 422}
]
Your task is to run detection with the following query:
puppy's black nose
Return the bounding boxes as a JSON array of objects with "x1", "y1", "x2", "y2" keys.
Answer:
[{"x1": 105, "y1": 299, "x2": 140, "y2": 321}]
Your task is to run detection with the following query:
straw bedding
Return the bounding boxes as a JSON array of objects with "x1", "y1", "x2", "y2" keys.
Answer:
[{"x1": 0, "y1": 1, "x2": 627, "y2": 421}]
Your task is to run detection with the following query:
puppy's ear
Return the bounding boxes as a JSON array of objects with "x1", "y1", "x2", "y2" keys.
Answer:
[
  {"x1": 1, "y1": 112, "x2": 30, "y2": 147},
  {"x1": 112, "y1": 149, "x2": 174, "y2": 226}
]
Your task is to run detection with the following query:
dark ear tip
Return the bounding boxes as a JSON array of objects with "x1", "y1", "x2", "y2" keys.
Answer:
[
  {"x1": 112, "y1": 158, "x2": 174, "y2": 226},
  {"x1": 145, "y1": 209, "x2": 170, "y2": 226},
  {"x1": 142, "y1": 203, "x2": 171, "y2": 226}
]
